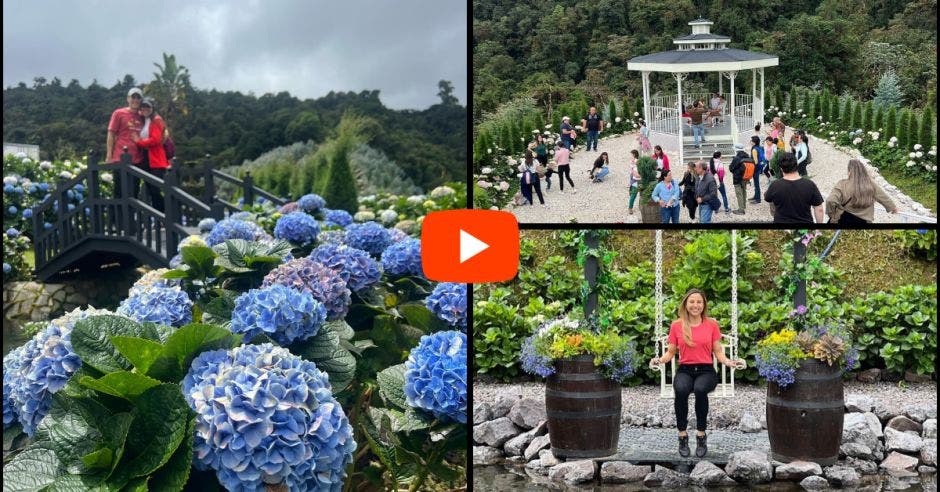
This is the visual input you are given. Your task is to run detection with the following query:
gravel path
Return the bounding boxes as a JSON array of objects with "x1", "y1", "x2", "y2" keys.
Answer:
[
  {"x1": 508, "y1": 128, "x2": 935, "y2": 224},
  {"x1": 474, "y1": 381, "x2": 938, "y2": 429}
]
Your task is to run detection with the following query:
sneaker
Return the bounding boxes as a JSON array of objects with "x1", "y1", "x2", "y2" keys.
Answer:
[
  {"x1": 732, "y1": 210, "x2": 745, "y2": 215},
  {"x1": 678, "y1": 435, "x2": 691, "y2": 458},
  {"x1": 628, "y1": 209, "x2": 634, "y2": 215},
  {"x1": 750, "y1": 199, "x2": 761, "y2": 204},
  {"x1": 571, "y1": 189, "x2": 578, "y2": 194},
  {"x1": 695, "y1": 434, "x2": 708, "y2": 457},
  {"x1": 724, "y1": 209, "x2": 731, "y2": 215}
]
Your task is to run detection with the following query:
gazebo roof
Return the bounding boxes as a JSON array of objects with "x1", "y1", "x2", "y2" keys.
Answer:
[
  {"x1": 673, "y1": 33, "x2": 731, "y2": 41},
  {"x1": 627, "y1": 48, "x2": 778, "y2": 73}
]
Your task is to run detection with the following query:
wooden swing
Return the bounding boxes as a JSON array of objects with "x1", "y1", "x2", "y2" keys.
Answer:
[{"x1": 650, "y1": 229, "x2": 744, "y2": 398}]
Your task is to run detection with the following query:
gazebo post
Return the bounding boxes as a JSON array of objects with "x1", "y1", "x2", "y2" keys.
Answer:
[
  {"x1": 760, "y1": 68, "x2": 765, "y2": 125},
  {"x1": 675, "y1": 72, "x2": 687, "y2": 166},
  {"x1": 719, "y1": 74, "x2": 723, "y2": 96},
  {"x1": 727, "y1": 71, "x2": 738, "y2": 144},
  {"x1": 642, "y1": 71, "x2": 651, "y2": 126},
  {"x1": 752, "y1": 69, "x2": 757, "y2": 128}
]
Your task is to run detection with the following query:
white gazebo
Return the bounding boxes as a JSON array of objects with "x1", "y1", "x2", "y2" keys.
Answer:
[{"x1": 627, "y1": 18, "x2": 778, "y2": 164}]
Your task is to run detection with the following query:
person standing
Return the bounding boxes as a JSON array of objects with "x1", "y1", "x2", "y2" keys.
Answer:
[
  {"x1": 708, "y1": 151, "x2": 731, "y2": 214},
  {"x1": 132, "y1": 98, "x2": 169, "y2": 212},
  {"x1": 764, "y1": 152, "x2": 824, "y2": 223},
  {"x1": 652, "y1": 168, "x2": 682, "y2": 223},
  {"x1": 581, "y1": 106, "x2": 604, "y2": 152},
  {"x1": 521, "y1": 151, "x2": 545, "y2": 206},
  {"x1": 637, "y1": 120, "x2": 653, "y2": 154},
  {"x1": 106, "y1": 87, "x2": 145, "y2": 198},
  {"x1": 825, "y1": 159, "x2": 898, "y2": 223},
  {"x1": 653, "y1": 145, "x2": 670, "y2": 171},
  {"x1": 554, "y1": 141, "x2": 575, "y2": 192},
  {"x1": 679, "y1": 162, "x2": 698, "y2": 221},
  {"x1": 628, "y1": 149, "x2": 642, "y2": 215},
  {"x1": 694, "y1": 161, "x2": 720, "y2": 224},
  {"x1": 749, "y1": 135, "x2": 766, "y2": 204},
  {"x1": 793, "y1": 131, "x2": 810, "y2": 177},
  {"x1": 651, "y1": 289, "x2": 746, "y2": 458},
  {"x1": 727, "y1": 143, "x2": 750, "y2": 215},
  {"x1": 687, "y1": 101, "x2": 719, "y2": 148},
  {"x1": 763, "y1": 136, "x2": 777, "y2": 179},
  {"x1": 560, "y1": 116, "x2": 576, "y2": 150},
  {"x1": 529, "y1": 134, "x2": 552, "y2": 189},
  {"x1": 708, "y1": 93, "x2": 721, "y2": 128}
]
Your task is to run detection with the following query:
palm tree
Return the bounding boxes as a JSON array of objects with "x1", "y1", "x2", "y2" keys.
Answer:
[{"x1": 146, "y1": 53, "x2": 192, "y2": 127}]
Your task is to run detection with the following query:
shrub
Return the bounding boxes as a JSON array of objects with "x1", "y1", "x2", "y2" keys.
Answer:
[
  {"x1": 635, "y1": 156, "x2": 657, "y2": 202},
  {"x1": 920, "y1": 107, "x2": 934, "y2": 150},
  {"x1": 669, "y1": 232, "x2": 763, "y2": 303},
  {"x1": 894, "y1": 229, "x2": 937, "y2": 261},
  {"x1": 517, "y1": 255, "x2": 581, "y2": 309},
  {"x1": 472, "y1": 297, "x2": 533, "y2": 381}
]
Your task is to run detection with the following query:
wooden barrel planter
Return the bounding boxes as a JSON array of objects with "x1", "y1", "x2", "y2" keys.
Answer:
[
  {"x1": 766, "y1": 358, "x2": 844, "y2": 466},
  {"x1": 545, "y1": 355, "x2": 621, "y2": 459},
  {"x1": 639, "y1": 200, "x2": 660, "y2": 223}
]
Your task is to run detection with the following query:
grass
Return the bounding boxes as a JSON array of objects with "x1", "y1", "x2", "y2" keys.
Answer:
[{"x1": 877, "y1": 168, "x2": 937, "y2": 215}]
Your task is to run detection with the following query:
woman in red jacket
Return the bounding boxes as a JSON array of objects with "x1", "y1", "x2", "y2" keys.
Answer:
[{"x1": 133, "y1": 98, "x2": 169, "y2": 212}]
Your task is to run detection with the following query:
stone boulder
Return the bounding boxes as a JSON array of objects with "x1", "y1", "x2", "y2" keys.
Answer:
[
  {"x1": 775, "y1": 461, "x2": 822, "y2": 481},
  {"x1": 473, "y1": 446, "x2": 503, "y2": 465},
  {"x1": 845, "y1": 456, "x2": 879, "y2": 475},
  {"x1": 503, "y1": 425, "x2": 541, "y2": 457},
  {"x1": 473, "y1": 417, "x2": 521, "y2": 447},
  {"x1": 856, "y1": 368, "x2": 881, "y2": 383},
  {"x1": 799, "y1": 475, "x2": 830, "y2": 491},
  {"x1": 885, "y1": 427, "x2": 924, "y2": 453},
  {"x1": 887, "y1": 415, "x2": 923, "y2": 434},
  {"x1": 539, "y1": 449, "x2": 561, "y2": 468},
  {"x1": 904, "y1": 370, "x2": 932, "y2": 383},
  {"x1": 725, "y1": 450, "x2": 773, "y2": 484},
  {"x1": 547, "y1": 460, "x2": 596, "y2": 484},
  {"x1": 922, "y1": 439, "x2": 937, "y2": 467},
  {"x1": 874, "y1": 404, "x2": 899, "y2": 424},
  {"x1": 840, "y1": 442, "x2": 875, "y2": 460},
  {"x1": 473, "y1": 402, "x2": 493, "y2": 424},
  {"x1": 690, "y1": 460, "x2": 734, "y2": 486},
  {"x1": 523, "y1": 435, "x2": 551, "y2": 461},
  {"x1": 508, "y1": 398, "x2": 546, "y2": 430},
  {"x1": 918, "y1": 465, "x2": 936, "y2": 474},
  {"x1": 880, "y1": 451, "x2": 920, "y2": 474},
  {"x1": 845, "y1": 394, "x2": 875, "y2": 413},
  {"x1": 923, "y1": 418, "x2": 937, "y2": 439},
  {"x1": 842, "y1": 412, "x2": 881, "y2": 450},
  {"x1": 904, "y1": 404, "x2": 937, "y2": 423},
  {"x1": 642, "y1": 465, "x2": 690, "y2": 488},
  {"x1": 738, "y1": 412, "x2": 762, "y2": 433},
  {"x1": 492, "y1": 395, "x2": 518, "y2": 419},
  {"x1": 823, "y1": 465, "x2": 860, "y2": 487},
  {"x1": 600, "y1": 461, "x2": 650, "y2": 483}
]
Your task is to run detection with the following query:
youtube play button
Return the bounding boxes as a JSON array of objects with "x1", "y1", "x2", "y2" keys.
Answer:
[{"x1": 422, "y1": 210, "x2": 519, "y2": 283}]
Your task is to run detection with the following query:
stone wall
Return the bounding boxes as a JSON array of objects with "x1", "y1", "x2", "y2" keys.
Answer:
[{"x1": 3, "y1": 268, "x2": 141, "y2": 322}]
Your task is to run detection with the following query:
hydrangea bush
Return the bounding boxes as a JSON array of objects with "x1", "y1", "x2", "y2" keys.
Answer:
[
  {"x1": 273, "y1": 211, "x2": 321, "y2": 245},
  {"x1": 403, "y1": 331, "x2": 467, "y2": 423},
  {"x1": 344, "y1": 221, "x2": 392, "y2": 257},
  {"x1": 425, "y1": 282, "x2": 467, "y2": 330},
  {"x1": 117, "y1": 284, "x2": 194, "y2": 327},
  {"x1": 263, "y1": 257, "x2": 352, "y2": 321},
  {"x1": 380, "y1": 238, "x2": 423, "y2": 277},
  {"x1": 206, "y1": 217, "x2": 270, "y2": 246},
  {"x1": 308, "y1": 243, "x2": 382, "y2": 292},
  {"x1": 230, "y1": 284, "x2": 327, "y2": 344}
]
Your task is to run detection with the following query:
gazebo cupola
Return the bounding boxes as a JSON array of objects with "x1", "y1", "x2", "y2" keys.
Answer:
[{"x1": 673, "y1": 19, "x2": 730, "y2": 51}]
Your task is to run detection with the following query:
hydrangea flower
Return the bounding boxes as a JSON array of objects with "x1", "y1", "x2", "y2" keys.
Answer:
[
  {"x1": 206, "y1": 218, "x2": 269, "y2": 246},
  {"x1": 229, "y1": 211, "x2": 252, "y2": 221},
  {"x1": 404, "y1": 331, "x2": 467, "y2": 423},
  {"x1": 323, "y1": 208, "x2": 353, "y2": 228},
  {"x1": 279, "y1": 201, "x2": 300, "y2": 215},
  {"x1": 129, "y1": 268, "x2": 181, "y2": 296},
  {"x1": 263, "y1": 258, "x2": 351, "y2": 320},
  {"x1": 183, "y1": 344, "x2": 355, "y2": 491},
  {"x1": 6, "y1": 228, "x2": 19, "y2": 238},
  {"x1": 425, "y1": 283, "x2": 467, "y2": 330},
  {"x1": 344, "y1": 221, "x2": 392, "y2": 257},
  {"x1": 379, "y1": 209, "x2": 398, "y2": 225},
  {"x1": 387, "y1": 227, "x2": 409, "y2": 244},
  {"x1": 381, "y1": 239, "x2": 422, "y2": 277},
  {"x1": 197, "y1": 217, "x2": 217, "y2": 233},
  {"x1": 274, "y1": 212, "x2": 320, "y2": 245},
  {"x1": 3, "y1": 307, "x2": 115, "y2": 435},
  {"x1": 317, "y1": 229, "x2": 346, "y2": 246},
  {"x1": 178, "y1": 234, "x2": 208, "y2": 252},
  {"x1": 2, "y1": 263, "x2": 10, "y2": 274},
  {"x1": 230, "y1": 284, "x2": 327, "y2": 344},
  {"x1": 353, "y1": 211, "x2": 375, "y2": 222},
  {"x1": 298, "y1": 193, "x2": 326, "y2": 213},
  {"x1": 309, "y1": 244, "x2": 381, "y2": 292},
  {"x1": 118, "y1": 285, "x2": 193, "y2": 327}
]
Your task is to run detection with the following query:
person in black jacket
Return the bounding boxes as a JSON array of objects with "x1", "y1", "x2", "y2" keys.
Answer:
[
  {"x1": 679, "y1": 162, "x2": 698, "y2": 220},
  {"x1": 727, "y1": 143, "x2": 749, "y2": 215},
  {"x1": 693, "y1": 161, "x2": 720, "y2": 224}
]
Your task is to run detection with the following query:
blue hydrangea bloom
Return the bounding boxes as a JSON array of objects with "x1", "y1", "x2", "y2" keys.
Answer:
[
  {"x1": 3, "y1": 184, "x2": 13, "y2": 193},
  {"x1": 129, "y1": 268, "x2": 181, "y2": 296},
  {"x1": 229, "y1": 211, "x2": 252, "y2": 221},
  {"x1": 263, "y1": 258, "x2": 351, "y2": 321},
  {"x1": 43, "y1": 222, "x2": 52, "y2": 230},
  {"x1": 3, "y1": 307, "x2": 115, "y2": 435},
  {"x1": 344, "y1": 222, "x2": 392, "y2": 258},
  {"x1": 308, "y1": 244, "x2": 381, "y2": 292},
  {"x1": 274, "y1": 212, "x2": 320, "y2": 245},
  {"x1": 7, "y1": 206, "x2": 17, "y2": 215},
  {"x1": 388, "y1": 227, "x2": 410, "y2": 244},
  {"x1": 323, "y1": 208, "x2": 353, "y2": 228},
  {"x1": 404, "y1": 331, "x2": 467, "y2": 423},
  {"x1": 6, "y1": 228, "x2": 19, "y2": 238},
  {"x1": 183, "y1": 344, "x2": 355, "y2": 491},
  {"x1": 197, "y1": 217, "x2": 217, "y2": 233},
  {"x1": 317, "y1": 229, "x2": 346, "y2": 246},
  {"x1": 381, "y1": 239, "x2": 423, "y2": 277},
  {"x1": 206, "y1": 218, "x2": 269, "y2": 246},
  {"x1": 39, "y1": 183, "x2": 49, "y2": 192},
  {"x1": 74, "y1": 184, "x2": 84, "y2": 193},
  {"x1": 425, "y1": 283, "x2": 467, "y2": 330},
  {"x1": 2, "y1": 263, "x2": 11, "y2": 274},
  {"x1": 230, "y1": 284, "x2": 327, "y2": 345},
  {"x1": 117, "y1": 285, "x2": 193, "y2": 327},
  {"x1": 298, "y1": 193, "x2": 326, "y2": 213},
  {"x1": 22, "y1": 208, "x2": 32, "y2": 219}
]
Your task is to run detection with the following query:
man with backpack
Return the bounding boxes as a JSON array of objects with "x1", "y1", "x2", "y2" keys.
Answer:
[
  {"x1": 728, "y1": 142, "x2": 753, "y2": 215},
  {"x1": 749, "y1": 135, "x2": 766, "y2": 204}
]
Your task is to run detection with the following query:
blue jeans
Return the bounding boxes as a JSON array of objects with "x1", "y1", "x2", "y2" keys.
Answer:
[
  {"x1": 717, "y1": 182, "x2": 730, "y2": 211},
  {"x1": 751, "y1": 167, "x2": 762, "y2": 202},
  {"x1": 699, "y1": 202, "x2": 714, "y2": 223},
  {"x1": 660, "y1": 205, "x2": 680, "y2": 223},
  {"x1": 593, "y1": 167, "x2": 609, "y2": 181},
  {"x1": 586, "y1": 130, "x2": 599, "y2": 151},
  {"x1": 692, "y1": 123, "x2": 705, "y2": 147}
]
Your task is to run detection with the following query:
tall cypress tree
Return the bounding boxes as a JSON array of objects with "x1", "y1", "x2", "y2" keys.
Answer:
[
  {"x1": 841, "y1": 98, "x2": 853, "y2": 128},
  {"x1": 811, "y1": 92, "x2": 821, "y2": 120},
  {"x1": 829, "y1": 95, "x2": 839, "y2": 124},
  {"x1": 820, "y1": 89, "x2": 830, "y2": 121},
  {"x1": 851, "y1": 99, "x2": 862, "y2": 130},
  {"x1": 898, "y1": 110, "x2": 911, "y2": 150},
  {"x1": 873, "y1": 104, "x2": 884, "y2": 132},
  {"x1": 788, "y1": 87, "x2": 797, "y2": 115},
  {"x1": 919, "y1": 107, "x2": 934, "y2": 149},
  {"x1": 862, "y1": 101, "x2": 873, "y2": 131},
  {"x1": 885, "y1": 106, "x2": 898, "y2": 141},
  {"x1": 322, "y1": 138, "x2": 359, "y2": 214},
  {"x1": 634, "y1": 98, "x2": 643, "y2": 120},
  {"x1": 608, "y1": 100, "x2": 618, "y2": 131},
  {"x1": 774, "y1": 89, "x2": 783, "y2": 112},
  {"x1": 906, "y1": 109, "x2": 919, "y2": 151}
]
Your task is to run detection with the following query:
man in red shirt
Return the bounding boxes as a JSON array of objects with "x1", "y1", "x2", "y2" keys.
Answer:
[{"x1": 106, "y1": 87, "x2": 144, "y2": 164}]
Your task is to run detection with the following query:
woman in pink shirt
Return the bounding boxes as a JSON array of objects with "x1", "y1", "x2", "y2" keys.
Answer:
[
  {"x1": 554, "y1": 141, "x2": 575, "y2": 191},
  {"x1": 650, "y1": 289, "x2": 745, "y2": 458}
]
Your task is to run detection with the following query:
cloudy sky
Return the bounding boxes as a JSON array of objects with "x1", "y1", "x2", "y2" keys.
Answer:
[{"x1": 3, "y1": 1, "x2": 466, "y2": 110}]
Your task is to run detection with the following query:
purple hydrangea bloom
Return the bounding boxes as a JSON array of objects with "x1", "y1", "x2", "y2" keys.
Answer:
[
  {"x1": 344, "y1": 221, "x2": 391, "y2": 257},
  {"x1": 183, "y1": 344, "x2": 355, "y2": 491},
  {"x1": 263, "y1": 258, "x2": 351, "y2": 321},
  {"x1": 298, "y1": 194, "x2": 326, "y2": 213},
  {"x1": 274, "y1": 212, "x2": 320, "y2": 245},
  {"x1": 425, "y1": 283, "x2": 467, "y2": 330},
  {"x1": 230, "y1": 284, "x2": 327, "y2": 345},
  {"x1": 206, "y1": 218, "x2": 269, "y2": 246},
  {"x1": 308, "y1": 244, "x2": 381, "y2": 292},
  {"x1": 404, "y1": 331, "x2": 467, "y2": 423},
  {"x1": 387, "y1": 227, "x2": 410, "y2": 244},
  {"x1": 279, "y1": 201, "x2": 301, "y2": 214},
  {"x1": 118, "y1": 285, "x2": 193, "y2": 327},
  {"x1": 323, "y1": 208, "x2": 353, "y2": 228},
  {"x1": 381, "y1": 238, "x2": 423, "y2": 277},
  {"x1": 3, "y1": 307, "x2": 115, "y2": 435}
]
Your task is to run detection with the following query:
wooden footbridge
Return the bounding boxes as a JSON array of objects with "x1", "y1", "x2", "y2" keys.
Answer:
[{"x1": 31, "y1": 149, "x2": 284, "y2": 281}]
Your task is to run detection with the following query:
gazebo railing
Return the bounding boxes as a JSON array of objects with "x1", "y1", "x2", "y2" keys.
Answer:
[{"x1": 648, "y1": 92, "x2": 754, "y2": 137}]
